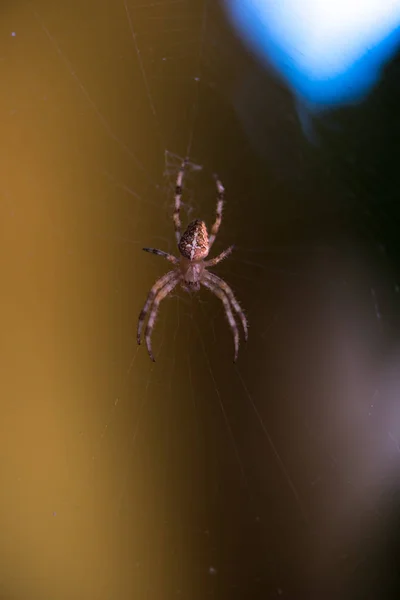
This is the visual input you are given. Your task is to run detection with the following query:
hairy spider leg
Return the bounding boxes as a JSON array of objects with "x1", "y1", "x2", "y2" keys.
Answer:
[
  {"x1": 142, "y1": 247, "x2": 179, "y2": 265},
  {"x1": 204, "y1": 245, "x2": 234, "y2": 268},
  {"x1": 205, "y1": 271, "x2": 248, "y2": 341},
  {"x1": 145, "y1": 276, "x2": 180, "y2": 361},
  {"x1": 208, "y1": 174, "x2": 225, "y2": 249},
  {"x1": 201, "y1": 277, "x2": 240, "y2": 362},
  {"x1": 173, "y1": 158, "x2": 189, "y2": 244},
  {"x1": 137, "y1": 271, "x2": 177, "y2": 346}
]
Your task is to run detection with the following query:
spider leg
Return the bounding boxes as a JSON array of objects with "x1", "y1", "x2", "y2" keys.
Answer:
[
  {"x1": 137, "y1": 271, "x2": 177, "y2": 347},
  {"x1": 204, "y1": 245, "x2": 234, "y2": 268},
  {"x1": 143, "y1": 247, "x2": 179, "y2": 265},
  {"x1": 201, "y1": 277, "x2": 240, "y2": 363},
  {"x1": 145, "y1": 276, "x2": 180, "y2": 361},
  {"x1": 208, "y1": 174, "x2": 225, "y2": 249},
  {"x1": 204, "y1": 271, "x2": 248, "y2": 341},
  {"x1": 174, "y1": 158, "x2": 189, "y2": 244}
]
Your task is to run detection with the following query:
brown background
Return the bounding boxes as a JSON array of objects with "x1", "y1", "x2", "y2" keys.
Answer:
[{"x1": 1, "y1": 1, "x2": 400, "y2": 599}]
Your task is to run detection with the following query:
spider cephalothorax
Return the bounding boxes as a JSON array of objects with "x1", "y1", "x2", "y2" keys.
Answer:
[{"x1": 137, "y1": 158, "x2": 248, "y2": 362}]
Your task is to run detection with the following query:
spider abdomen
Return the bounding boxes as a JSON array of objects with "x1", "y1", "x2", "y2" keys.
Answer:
[{"x1": 178, "y1": 219, "x2": 209, "y2": 260}]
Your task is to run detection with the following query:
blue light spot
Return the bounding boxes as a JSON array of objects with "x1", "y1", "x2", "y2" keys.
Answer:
[{"x1": 225, "y1": 0, "x2": 400, "y2": 112}]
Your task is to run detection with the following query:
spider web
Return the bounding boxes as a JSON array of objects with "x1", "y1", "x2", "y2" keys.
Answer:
[{"x1": 2, "y1": 1, "x2": 400, "y2": 599}]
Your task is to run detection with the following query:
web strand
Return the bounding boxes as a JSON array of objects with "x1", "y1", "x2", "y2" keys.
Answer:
[
  {"x1": 33, "y1": 10, "x2": 155, "y2": 183},
  {"x1": 123, "y1": 0, "x2": 166, "y2": 150},
  {"x1": 185, "y1": 0, "x2": 209, "y2": 159}
]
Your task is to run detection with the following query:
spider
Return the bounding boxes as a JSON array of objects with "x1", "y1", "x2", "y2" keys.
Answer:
[{"x1": 137, "y1": 158, "x2": 248, "y2": 362}]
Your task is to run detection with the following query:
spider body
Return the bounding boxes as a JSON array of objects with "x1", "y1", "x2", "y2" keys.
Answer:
[{"x1": 137, "y1": 159, "x2": 248, "y2": 362}]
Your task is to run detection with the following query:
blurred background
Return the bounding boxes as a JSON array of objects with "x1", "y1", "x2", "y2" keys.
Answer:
[{"x1": 1, "y1": 0, "x2": 400, "y2": 598}]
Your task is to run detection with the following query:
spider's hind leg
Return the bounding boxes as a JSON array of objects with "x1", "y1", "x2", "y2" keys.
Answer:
[
  {"x1": 201, "y1": 277, "x2": 240, "y2": 362},
  {"x1": 144, "y1": 276, "x2": 180, "y2": 361},
  {"x1": 137, "y1": 271, "x2": 176, "y2": 347},
  {"x1": 205, "y1": 271, "x2": 248, "y2": 342}
]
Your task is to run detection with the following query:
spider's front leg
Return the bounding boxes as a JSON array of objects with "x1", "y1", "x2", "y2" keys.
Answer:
[
  {"x1": 173, "y1": 158, "x2": 189, "y2": 244},
  {"x1": 208, "y1": 174, "x2": 225, "y2": 249}
]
